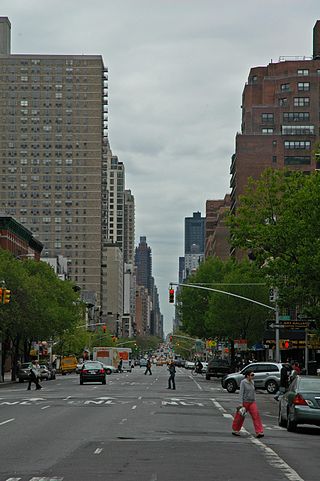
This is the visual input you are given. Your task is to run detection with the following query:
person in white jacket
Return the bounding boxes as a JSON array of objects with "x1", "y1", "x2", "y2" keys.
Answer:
[{"x1": 232, "y1": 370, "x2": 264, "y2": 437}]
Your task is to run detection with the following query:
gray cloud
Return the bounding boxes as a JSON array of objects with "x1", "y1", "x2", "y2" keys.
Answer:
[{"x1": 2, "y1": 0, "x2": 320, "y2": 333}]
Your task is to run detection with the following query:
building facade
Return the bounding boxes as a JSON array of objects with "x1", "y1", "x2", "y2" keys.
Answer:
[
  {"x1": 231, "y1": 21, "x2": 320, "y2": 213},
  {"x1": 123, "y1": 189, "x2": 135, "y2": 265},
  {"x1": 205, "y1": 194, "x2": 231, "y2": 260},
  {"x1": 0, "y1": 17, "x2": 108, "y2": 305}
]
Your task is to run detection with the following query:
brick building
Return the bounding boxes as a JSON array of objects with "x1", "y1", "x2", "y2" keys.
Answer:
[
  {"x1": 231, "y1": 20, "x2": 320, "y2": 213},
  {"x1": 205, "y1": 194, "x2": 231, "y2": 260},
  {"x1": 0, "y1": 215, "x2": 43, "y2": 259}
]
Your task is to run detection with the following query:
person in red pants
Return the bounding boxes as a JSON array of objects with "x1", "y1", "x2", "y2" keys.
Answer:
[{"x1": 232, "y1": 369, "x2": 264, "y2": 438}]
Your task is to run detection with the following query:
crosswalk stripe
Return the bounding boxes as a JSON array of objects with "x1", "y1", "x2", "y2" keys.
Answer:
[
  {"x1": 29, "y1": 477, "x2": 63, "y2": 480},
  {"x1": 6, "y1": 478, "x2": 21, "y2": 481}
]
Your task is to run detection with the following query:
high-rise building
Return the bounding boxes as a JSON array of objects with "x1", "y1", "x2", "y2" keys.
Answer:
[
  {"x1": 231, "y1": 20, "x2": 320, "y2": 213},
  {"x1": 106, "y1": 153, "x2": 125, "y2": 250},
  {"x1": 123, "y1": 189, "x2": 135, "y2": 265},
  {"x1": 135, "y1": 236, "x2": 152, "y2": 293},
  {"x1": 0, "y1": 17, "x2": 108, "y2": 305},
  {"x1": 184, "y1": 211, "x2": 205, "y2": 254}
]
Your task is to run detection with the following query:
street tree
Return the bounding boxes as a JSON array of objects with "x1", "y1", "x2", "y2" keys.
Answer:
[{"x1": 229, "y1": 168, "x2": 320, "y2": 322}]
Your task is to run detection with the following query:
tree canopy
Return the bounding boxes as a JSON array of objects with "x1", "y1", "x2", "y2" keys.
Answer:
[{"x1": 229, "y1": 169, "x2": 320, "y2": 321}]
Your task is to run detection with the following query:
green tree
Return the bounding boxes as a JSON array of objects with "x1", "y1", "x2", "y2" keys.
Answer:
[{"x1": 229, "y1": 169, "x2": 320, "y2": 321}]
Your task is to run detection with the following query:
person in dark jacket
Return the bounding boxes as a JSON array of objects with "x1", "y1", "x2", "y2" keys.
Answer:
[
  {"x1": 144, "y1": 359, "x2": 152, "y2": 375},
  {"x1": 167, "y1": 361, "x2": 176, "y2": 390},
  {"x1": 274, "y1": 364, "x2": 291, "y2": 400},
  {"x1": 27, "y1": 362, "x2": 42, "y2": 390}
]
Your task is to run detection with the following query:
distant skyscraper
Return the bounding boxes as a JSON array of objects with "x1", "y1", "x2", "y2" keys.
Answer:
[
  {"x1": 184, "y1": 211, "x2": 205, "y2": 254},
  {"x1": 135, "y1": 236, "x2": 152, "y2": 293}
]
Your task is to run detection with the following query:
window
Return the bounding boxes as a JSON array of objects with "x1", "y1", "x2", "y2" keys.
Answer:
[
  {"x1": 284, "y1": 156, "x2": 311, "y2": 165},
  {"x1": 283, "y1": 112, "x2": 310, "y2": 122},
  {"x1": 261, "y1": 128, "x2": 274, "y2": 134},
  {"x1": 294, "y1": 97, "x2": 309, "y2": 107},
  {"x1": 261, "y1": 113, "x2": 274, "y2": 123},
  {"x1": 280, "y1": 83, "x2": 290, "y2": 91},
  {"x1": 279, "y1": 98, "x2": 288, "y2": 106},
  {"x1": 297, "y1": 69, "x2": 309, "y2": 76},
  {"x1": 297, "y1": 82, "x2": 310, "y2": 91},
  {"x1": 282, "y1": 125, "x2": 314, "y2": 135},
  {"x1": 284, "y1": 140, "x2": 311, "y2": 149}
]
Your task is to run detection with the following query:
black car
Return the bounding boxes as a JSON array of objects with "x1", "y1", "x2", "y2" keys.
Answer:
[
  {"x1": 206, "y1": 358, "x2": 233, "y2": 380},
  {"x1": 79, "y1": 361, "x2": 106, "y2": 385}
]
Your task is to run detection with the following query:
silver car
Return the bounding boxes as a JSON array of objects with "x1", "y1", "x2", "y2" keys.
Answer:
[{"x1": 221, "y1": 362, "x2": 284, "y2": 394}]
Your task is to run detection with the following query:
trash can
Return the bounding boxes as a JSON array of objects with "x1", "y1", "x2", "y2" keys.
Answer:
[{"x1": 307, "y1": 361, "x2": 317, "y2": 375}]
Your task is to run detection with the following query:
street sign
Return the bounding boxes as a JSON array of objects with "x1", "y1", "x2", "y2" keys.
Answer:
[
  {"x1": 269, "y1": 323, "x2": 285, "y2": 329},
  {"x1": 279, "y1": 315, "x2": 291, "y2": 321}
]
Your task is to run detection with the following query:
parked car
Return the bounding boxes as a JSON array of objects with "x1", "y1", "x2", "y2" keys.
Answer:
[
  {"x1": 185, "y1": 361, "x2": 195, "y2": 370},
  {"x1": 39, "y1": 364, "x2": 50, "y2": 380},
  {"x1": 79, "y1": 361, "x2": 106, "y2": 385},
  {"x1": 17, "y1": 363, "x2": 40, "y2": 383},
  {"x1": 278, "y1": 375, "x2": 320, "y2": 431},
  {"x1": 39, "y1": 363, "x2": 56, "y2": 380},
  {"x1": 206, "y1": 358, "x2": 233, "y2": 380},
  {"x1": 221, "y1": 362, "x2": 284, "y2": 394}
]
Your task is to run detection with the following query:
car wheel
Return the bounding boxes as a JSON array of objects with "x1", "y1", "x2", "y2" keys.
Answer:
[
  {"x1": 102, "y1": 378, "x2": 106, "y2": 385},
  {"x1": 80, "y1": 379, "x2": 83, "y2": 385},
  {"x1": 105, "y1": 368, "x2": 112, "y2": 375},
  {"x1": 287, "y1": 410, "x2": 297, "y2": 432},
  {"x1": 205, "y1": 374, "x2": 210, "y2": 380},
  {"x1": 278, "y1": 406, "x2": 286, "y2": 427},
  {"x1": 225, "y1": 379, "x2": 237, "y2": 393},
  {"x1": 265, "y1": 380, "x2": 278, "y2": 394}
]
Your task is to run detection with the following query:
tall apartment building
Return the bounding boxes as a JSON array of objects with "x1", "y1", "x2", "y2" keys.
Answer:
[
  {"x1": 0, "y1": 17, "x2": 108, "y2": 305},
  {"x1": 123, "y1": 189, "x2": 135, "y2": 265},
  {"x1": 106, "y1": 153, "x2": 125, "y2": 250},
  {"x1": 231, "y1": 20, "x2": 320, "y2": 213}
]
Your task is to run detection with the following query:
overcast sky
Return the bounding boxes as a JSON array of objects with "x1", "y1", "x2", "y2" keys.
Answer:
[{"x1": 2, "y1": 0, "x2": 320, "y2": 335}]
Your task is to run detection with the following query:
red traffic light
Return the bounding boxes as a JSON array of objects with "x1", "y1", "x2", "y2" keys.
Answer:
[
  {"x1": 284, "y1": 340, "x2": 290, "y2": 349},
  {"x1": 169, "y1": 288, "x2": 174, "y2": 303}
]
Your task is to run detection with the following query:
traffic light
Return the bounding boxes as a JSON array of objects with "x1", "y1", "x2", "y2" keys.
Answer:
[
  {"x1": 169, "y1": 288, "x2": 174, "y2": 303},
  {"x1": 3, "y1": 289, "x2": 11, "y2": 304},
  {"x1": 102, "y1": 325, "x2": 107, "y2": 333},
  {"x1": 0, "y1": 288, "x2": 3, "y2": 304},
  {"x1": 169, "y1": 335, "x2": 173, "y2": 342},
  {"x1": 280, "y1": 340, "x2": 291, "y2": 349}
]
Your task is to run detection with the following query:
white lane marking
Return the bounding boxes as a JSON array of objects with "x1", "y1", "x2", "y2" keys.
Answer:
[
  {"x1": 211, "y1": 398, "x2": 226, "y2": 413},
  {"x1": 223, "y1": 413, "x2": 233, "y2": 418},
  {"x1": 94, "y1": 448, "x2": 103, "y2": 454},
  {"x1": 132, "y1": 405, "x2": 137, "y2": 410},
  {"x1": 29, "y1": 478, "x2": 63, "y2": 480},
  {"x1": 119, "y1": 418, "x2": 127, "y2": 424},
  {"x1": 6, "y1": 478, "x2": 21, "y2": 480},
  {"x1": 138, "y1": 396, "x2": 142, "y2": 400},
  {"x1": 0, "y1": 418, "x2": 15, "y2": 426},
  {"x1": 249, "y1": 434, "x2": 305, "y2": 481},
  {"x1": 63, "y1": 396, "x2": 71, "y2": 400},
  {"x1": 41, "y1": 405, "x2": 50, "y2": 410},
  {"x1": 189, "y1": 376, "x2": 203, "y2": 391}
]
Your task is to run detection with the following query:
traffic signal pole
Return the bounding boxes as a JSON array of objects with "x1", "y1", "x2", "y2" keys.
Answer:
[{"x1": 170, "y1": 282, "x2": 280, "y2": 361}]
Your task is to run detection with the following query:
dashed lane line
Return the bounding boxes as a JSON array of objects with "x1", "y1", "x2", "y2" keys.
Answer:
[{"x1": 0, "y1": 418, "x2": 15, "y2": 426}]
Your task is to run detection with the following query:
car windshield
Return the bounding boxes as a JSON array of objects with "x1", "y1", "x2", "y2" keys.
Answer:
[
  {"x1": 21, "y1": 363, "x2": 31, "y2": 369},
  {"x1": 299, "y1": 378, "x2": 320, "y2": 391},
  {"x1": 84, "y1": 362, "x2": 102, "y2": 369}
]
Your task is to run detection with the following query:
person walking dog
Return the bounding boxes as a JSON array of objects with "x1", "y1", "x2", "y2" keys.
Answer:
[{"x1": 232, "y1": 369, "x2": 264, "y2": 438}]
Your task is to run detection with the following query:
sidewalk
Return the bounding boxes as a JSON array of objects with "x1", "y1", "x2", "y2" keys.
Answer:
[{"x1": 0, "y1": 371, "x2": 16, "y2": 386}]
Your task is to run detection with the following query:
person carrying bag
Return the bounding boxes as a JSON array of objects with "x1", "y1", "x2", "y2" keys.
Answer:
[{"x1": 231, "y1": 369, "x2": 264, "y2": 438}]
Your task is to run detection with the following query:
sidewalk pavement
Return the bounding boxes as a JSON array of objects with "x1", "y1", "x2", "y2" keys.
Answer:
[{"x1": 0, "y1": 371, "x2": 16, "y2": 386}]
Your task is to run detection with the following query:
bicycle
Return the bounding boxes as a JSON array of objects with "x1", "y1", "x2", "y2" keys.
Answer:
[{"x1": 191, "y1": 368, "x2": 204, "y2": 377}]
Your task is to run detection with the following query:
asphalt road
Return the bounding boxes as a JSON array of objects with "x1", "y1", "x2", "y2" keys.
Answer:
[{"x1": 0, "y1": 366, "x2": 319, "y2": 481}]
